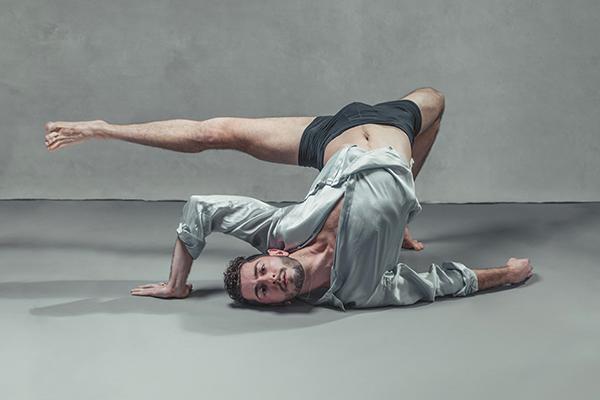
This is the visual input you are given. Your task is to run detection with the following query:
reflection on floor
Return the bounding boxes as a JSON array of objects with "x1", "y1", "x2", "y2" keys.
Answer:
[{"x1": 1, "y1": 200, "x2": 598, "y2": 399}]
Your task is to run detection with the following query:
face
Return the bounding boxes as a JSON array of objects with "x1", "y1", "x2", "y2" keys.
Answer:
[{"x1": 239, "y1": 250, "x2": 305, "y2": 305}]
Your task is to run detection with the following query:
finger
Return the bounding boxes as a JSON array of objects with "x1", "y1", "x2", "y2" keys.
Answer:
[
  {"x1": 137, "y1": 284, "x2": 158, "y2": 289},
  {"x1": 131, "y1": 288, "x2": 154, "y2": 296}
]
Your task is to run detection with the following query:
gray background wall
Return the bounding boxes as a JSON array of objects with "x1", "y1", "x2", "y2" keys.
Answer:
[{"x1": 1, "y1": 0, "x2": 598, "y2": 202}]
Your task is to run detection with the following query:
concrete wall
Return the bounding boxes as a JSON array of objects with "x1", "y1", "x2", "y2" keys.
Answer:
[{"x1": 1, "y1": 0, "x2": 598, "y2": 202}]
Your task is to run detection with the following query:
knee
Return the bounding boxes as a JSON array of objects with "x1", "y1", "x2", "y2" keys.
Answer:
[
  {"x1": 418, "y1": 87, "x2": 445, "y2": 115},
  {"x1": 197, "y1": 117, "x2": 234, "y2": 150}
]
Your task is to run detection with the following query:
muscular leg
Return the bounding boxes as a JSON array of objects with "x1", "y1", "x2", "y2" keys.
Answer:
[
  {"x1": 44, "y1": 115, "x2": 316, "y2": 166},
  {"x1": 399, "y1": 87, "x2": 446, "y2": 179},
  {"x1": 393, "y1": 87, "x2": 445, "y2": 250}
]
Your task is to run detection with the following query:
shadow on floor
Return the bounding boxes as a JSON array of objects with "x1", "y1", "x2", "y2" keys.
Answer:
[
  {"x1": 1, "y1": 276, "x2": 539, "y2": 336},
  {"x1": 0, "y1": 279, "x2": 350, "y2": 334}
]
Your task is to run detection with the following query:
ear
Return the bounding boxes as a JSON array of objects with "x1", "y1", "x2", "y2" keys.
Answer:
[{"x1": 267, "y1": 248, "x2": 289, "y2": 257}]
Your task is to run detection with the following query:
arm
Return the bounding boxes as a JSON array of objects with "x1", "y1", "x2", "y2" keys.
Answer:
[
  {"x1": 354, "y1": 258, "x2": 533, "y2": 308},
  {"x1": 176, "y1": 194, "x2": 280, "y2": 259},
  {"x1": 354, "y1": 261, "x2": 479, "y2": 308},
  {"x1": 131, "y1": 194, "x2": 279, "y2": 299}
]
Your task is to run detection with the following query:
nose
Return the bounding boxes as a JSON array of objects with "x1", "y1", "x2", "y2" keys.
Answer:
[
  {"x1": 263, "y1": 272, "x2": 280, "y2": 287},
  {"x1": 258, "y1": 272, "x2": 280, "y2": 286}
]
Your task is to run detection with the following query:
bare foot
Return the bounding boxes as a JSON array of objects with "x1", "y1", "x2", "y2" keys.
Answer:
[
  {"x1": 44, "y1": 119, "x2": 108, "y2": 151},
  {"x1": 402, "y1": 226, "x2": 424, "y2": 251},
  {"x1": 506, "y1": 257, "x2": 534, "y2": 284}
]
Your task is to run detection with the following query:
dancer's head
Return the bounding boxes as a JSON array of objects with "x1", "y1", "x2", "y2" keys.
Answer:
[{"x1": 223, "y1": 249, "x2": 305, "y2": 306}]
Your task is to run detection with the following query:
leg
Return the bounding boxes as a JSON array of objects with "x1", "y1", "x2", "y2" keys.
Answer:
[
  {"x1": 400, "y1": 87, "x2": 445, "y2": 179},
  {"x1": 44, "y1": 115, "x2": 316, "y2": 166},
  {"x1": 225, "y1": 116, "x2": 316, "y2": 165},
  {"x1": 398, "y1": 87, "x2": 444, "y2": 250}
]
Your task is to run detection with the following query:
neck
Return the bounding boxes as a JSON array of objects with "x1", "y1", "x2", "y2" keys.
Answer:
[{"x1": 289, "y1": 241, "x2": 334, "y2": 295}]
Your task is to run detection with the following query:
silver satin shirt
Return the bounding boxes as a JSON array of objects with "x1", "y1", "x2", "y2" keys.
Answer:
[{"x1": 176, "y1": 145, "x2": 479, "y2": 310}]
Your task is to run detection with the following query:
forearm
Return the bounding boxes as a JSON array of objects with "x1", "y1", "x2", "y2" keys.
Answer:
[
  {"x1": 472, "y1": 265, "x2": 511, "y2": 290},
  {"x1": 97, "y1": 118, "x2": 223, "y2": 153},
  {"x1": 166, "y1": 238, "x2": 194, "y2": 293}
]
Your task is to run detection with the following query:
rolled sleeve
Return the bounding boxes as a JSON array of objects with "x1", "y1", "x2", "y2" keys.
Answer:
[
  {"x1": 176, "y1": 195, "x2": 278, "y2": 259},
  {"x1": 353, "y1": 261, "x2": 479, "y2": 308}
]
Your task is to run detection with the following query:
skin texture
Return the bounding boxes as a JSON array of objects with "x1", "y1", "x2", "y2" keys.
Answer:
[{"x1": 43, "y1": 87, "x2": 534, "y2": 301}]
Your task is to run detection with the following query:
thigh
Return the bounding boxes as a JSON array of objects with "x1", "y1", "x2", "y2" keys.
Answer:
[
  {"x1": 400, "y1": 87, "x2": 445, "y2": 135},
  {"x1": 225, "y1": 116, "x2": 316, "y2": 165}
]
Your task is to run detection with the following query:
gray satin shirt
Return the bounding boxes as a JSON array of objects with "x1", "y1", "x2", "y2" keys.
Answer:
[{"x1": 176, "y1": 145, "x2": 478, "y2": 310}]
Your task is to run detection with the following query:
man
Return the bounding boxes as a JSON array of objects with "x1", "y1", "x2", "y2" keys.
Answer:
[{"x1": 44, "y1": 87, "x2": 534, "y2": 310}]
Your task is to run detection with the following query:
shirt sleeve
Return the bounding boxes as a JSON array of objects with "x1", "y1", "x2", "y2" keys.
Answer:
[
  {"x1": 353, "y1": 261, "x2": 479, "y2": 308},
  {"x1": 175, "y1": 195, "x2": 279, "y2": 259}
]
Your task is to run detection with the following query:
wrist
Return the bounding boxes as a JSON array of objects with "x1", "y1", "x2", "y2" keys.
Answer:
[{"x1": 166, "y1": 280, "x2": 185, "y2": 293}]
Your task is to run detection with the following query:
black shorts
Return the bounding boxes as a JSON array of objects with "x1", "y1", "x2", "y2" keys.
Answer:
[{"x1": 298, "y1": 99, "x2": 422, "y2": 170}]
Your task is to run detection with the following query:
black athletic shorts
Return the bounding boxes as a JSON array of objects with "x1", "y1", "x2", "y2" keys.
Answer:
[{"x1": 298, "y1": 99, "x2": 422, "y2": 170}]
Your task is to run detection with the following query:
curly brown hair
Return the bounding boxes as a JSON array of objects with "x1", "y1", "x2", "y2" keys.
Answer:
[{"x1": 223, "y1": 253, "x2": 265, "y2": 304}]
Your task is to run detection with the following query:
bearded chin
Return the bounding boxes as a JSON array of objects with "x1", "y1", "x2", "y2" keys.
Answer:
[{"x1": 292, "y1": 263, "x2": 305, "y2": 291}]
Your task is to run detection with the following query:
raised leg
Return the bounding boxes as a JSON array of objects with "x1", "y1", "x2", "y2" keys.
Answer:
[
  {"x1": 44, "y1": 115, "x2": 316, "y2": 166},
  {"x1": 224, "y1": 116, "x2": 316, "y2": 165}
]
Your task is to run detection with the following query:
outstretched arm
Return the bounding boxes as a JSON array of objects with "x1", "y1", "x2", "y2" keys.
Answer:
[{"x1": 355, "y1": 257, "x2": 533, "y2": 308}]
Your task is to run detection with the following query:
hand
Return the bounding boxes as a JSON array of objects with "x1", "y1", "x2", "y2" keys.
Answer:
[
  {"x1": 505, "y1": 257, "x2": 534, "y2": 284},
  {"x1": 130, "y1": 281, "x2": 193, "y2": 299},
  {"x1": 402, "y1": 226, "x2": 424, "y2": 251}
]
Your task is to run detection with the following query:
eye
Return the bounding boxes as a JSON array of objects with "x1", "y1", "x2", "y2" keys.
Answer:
[{"x1": 260, "y1": 264, "x2": 266, "y2": 274}]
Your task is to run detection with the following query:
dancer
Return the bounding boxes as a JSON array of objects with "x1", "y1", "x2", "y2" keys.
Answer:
[{"x1": 44, "y1": 87, "x2": 533, "y2": 310}]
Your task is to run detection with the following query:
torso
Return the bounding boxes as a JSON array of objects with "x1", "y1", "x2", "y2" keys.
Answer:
[
  {"x1": 298, "y1": 196, "x2": 343, "y2": 287},
  {"x1": 322, "y1": 123, "x2": 412, "y2": 168},
  {"x1": 296, "y1": 123, "x2": 413, "y2": 288}
]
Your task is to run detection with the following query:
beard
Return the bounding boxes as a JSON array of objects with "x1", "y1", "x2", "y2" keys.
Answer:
[{"x1": 291, "y1": 262, "x2": 305, "y2": 291}]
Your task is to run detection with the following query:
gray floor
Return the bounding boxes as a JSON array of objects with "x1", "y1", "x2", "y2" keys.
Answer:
[{"x1": 1, "y1": 200, "x2": 599, "y2": 400}]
